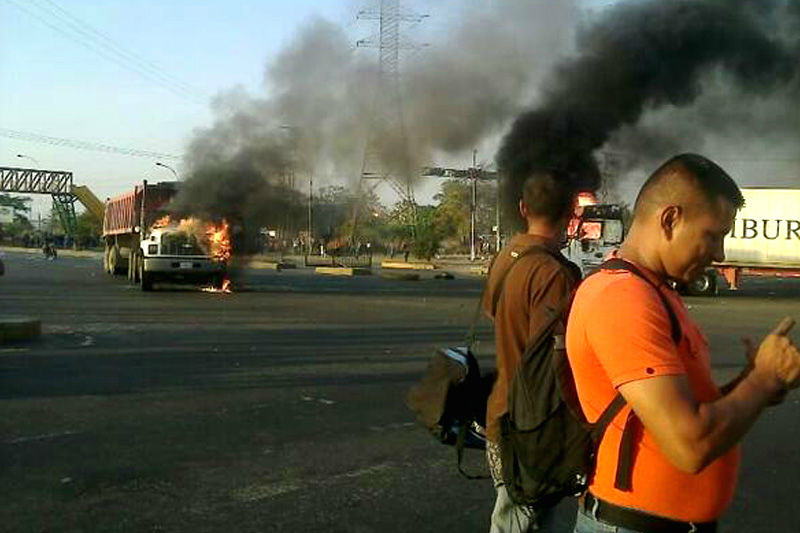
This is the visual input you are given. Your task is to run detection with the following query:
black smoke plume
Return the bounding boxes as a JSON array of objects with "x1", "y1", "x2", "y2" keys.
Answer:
[
  {"x1": 174, "y1": 3, "x2": 581, "y2": 253},
  {"x1": 497, "y1": 0, "x2": 799, "y2": 225}
]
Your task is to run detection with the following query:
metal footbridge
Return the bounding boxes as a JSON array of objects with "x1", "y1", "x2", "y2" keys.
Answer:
[{"x1": 0, "y1": 166, "x2": 104, "y2": 237}]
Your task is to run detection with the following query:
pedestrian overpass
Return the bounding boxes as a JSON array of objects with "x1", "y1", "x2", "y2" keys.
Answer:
[{"x1": 0, "y1": 166, "x2": 104, "y2": 237}]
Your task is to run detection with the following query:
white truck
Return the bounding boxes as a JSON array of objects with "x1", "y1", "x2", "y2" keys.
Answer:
[{"x1": 102, "y1": 180, "x2": 227, "y2": 291}]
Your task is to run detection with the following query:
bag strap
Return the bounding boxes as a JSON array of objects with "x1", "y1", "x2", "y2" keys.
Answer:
[
  {"x1": 455, "y1": 423, "x2": 489, "y2": 480},
  {"x1": 600, "y1": 258, "x2": 682, "y2": 345},
  {"x1": 594, "y1": 258, "x2": 683, "y2": 491},
  {"x1": 465, "y1": 244, "x2": 554, "y2": 347}
]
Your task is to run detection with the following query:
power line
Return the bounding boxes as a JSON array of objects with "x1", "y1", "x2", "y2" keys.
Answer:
[
  {"x1": 37, "y1": 0, "x2": 202, "y2": 96},
  {"x1": 34, "y1": 0, "x2": 204, "y2": 98},
  {"x1": 0, "y1": 128, "x2": 181, "y2": 160},
  {"x1": 3, "y1": 0, "x2": 206, "y2": 105}
]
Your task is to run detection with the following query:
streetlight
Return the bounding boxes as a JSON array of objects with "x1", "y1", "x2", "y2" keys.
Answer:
[
  {"x1": 16, "y1": 154, "x2": 40, "y2": 167},
  {"x1": 155, "y1": 161, "x2": 179, "y2": 180}
]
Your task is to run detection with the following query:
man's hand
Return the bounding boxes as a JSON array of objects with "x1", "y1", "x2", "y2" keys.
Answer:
[{"x1": 751, "y1": 317, "x2": 800, "y2": 396}]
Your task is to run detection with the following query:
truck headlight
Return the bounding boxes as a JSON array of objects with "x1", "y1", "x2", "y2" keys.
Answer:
[{"x1": 148, "y1": 244, "x2": 158, "y2": 255}]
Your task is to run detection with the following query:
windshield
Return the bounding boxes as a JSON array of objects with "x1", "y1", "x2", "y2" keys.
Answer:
[{"x1": 160, "y1": 231, "x2": 206, "y2": 256}]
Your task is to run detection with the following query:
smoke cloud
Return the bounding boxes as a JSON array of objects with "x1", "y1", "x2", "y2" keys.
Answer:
[
  {"x1": 179, "y1": 0, "x2": 799, "y2": 245},
  {"x1": 175, "y1": 2, "x2": 582, "y2": 251},
  {"x1": 497, "y1": 0, "x2": 800, "y2": 221}
]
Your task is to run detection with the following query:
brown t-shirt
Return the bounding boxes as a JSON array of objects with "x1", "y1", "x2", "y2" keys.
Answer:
[{"x1": 483, "y1": 233, "x2": 580, "y2": 443}]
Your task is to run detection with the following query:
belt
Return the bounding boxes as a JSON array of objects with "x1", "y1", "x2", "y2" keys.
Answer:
[{"x1": 583, "y1": 493, "x2": 717, "y2": 533}]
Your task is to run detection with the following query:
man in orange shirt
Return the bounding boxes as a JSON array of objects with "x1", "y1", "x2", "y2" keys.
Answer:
[{"x1": 566, "y1": 153, "x2": 800, "y2": 532}]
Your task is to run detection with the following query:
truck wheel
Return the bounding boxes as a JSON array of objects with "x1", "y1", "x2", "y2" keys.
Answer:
[
  {"x1": 686, "y1": 270, "x2": 717, "y2": 296},
  {"x1": 108, "y1": 246, "x2": 120, "y2": 275},
  {"x1": 141, "y1": 270, "x2": 154, "y2": 291},
  {"x1": 103, "y1": 246, "x2": 112, "y2": 274},
  {"x1": 132, "y1": 254, "x2": 141, "y2": 284}
]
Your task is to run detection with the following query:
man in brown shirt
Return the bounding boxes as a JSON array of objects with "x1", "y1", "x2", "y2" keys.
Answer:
[{"x1": 483, "y1": 171, "x2": 581, "y2": 532}]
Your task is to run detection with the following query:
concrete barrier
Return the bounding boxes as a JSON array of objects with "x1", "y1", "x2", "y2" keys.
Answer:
[
  {"x1": 381, "y1": 260, "x2": 436, "y2": 270},
  {"x1": 0, "y1": 316, "x2": 41, "y2": 343},
  {"x1": 315, "y1": 267, "x2": 372, "y2": 276}
]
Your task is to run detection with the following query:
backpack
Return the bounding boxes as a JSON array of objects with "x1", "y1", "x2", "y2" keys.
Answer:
[
  {"x1": 404, "y1": 245, "x2": 549, "y2": 479},
  {"x1": 499, "y1": 257, "x2": 682, "y2": 509}
]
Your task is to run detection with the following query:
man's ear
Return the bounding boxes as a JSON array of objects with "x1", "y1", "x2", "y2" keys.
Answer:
[
  {"x1": 518, "y1": 200, "x2": 528, "y2": 220},
  {"x1": 660, "y1": 205, "x2": 682, "y2": 240}
]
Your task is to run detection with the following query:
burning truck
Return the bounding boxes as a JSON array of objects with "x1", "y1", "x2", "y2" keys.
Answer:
[
  {"x1": 562, "y1": 192, "x2": 625, "y2": 275},
  {"x1": 102, "y1": 180, "x2": 230, "y2": 291}
]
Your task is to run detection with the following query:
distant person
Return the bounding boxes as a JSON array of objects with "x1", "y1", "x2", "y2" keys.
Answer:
[
  {"x1": 401, "y1": 241, "x2": 410, "y2": 262},
  {"x1": 567, "y1": 153, "x2": 800, "y2": 532},
  {"x1": 482, "y1": 170, "x2": 581, "y2": 532}
]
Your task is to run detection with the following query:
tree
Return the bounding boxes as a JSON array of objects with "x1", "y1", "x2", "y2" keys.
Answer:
[
  {"x1": 411, "y1": 205, "x2": 443, "y2": 260},
  {"x1": 432, "y1": 179, "x2": 497, "y2": 253},
  {"x1": 0, "y1": 193, "x2": 32, "y2": 213},
  {"x1": 74, "y1": 211, "x2": 102, "y2": 248}
]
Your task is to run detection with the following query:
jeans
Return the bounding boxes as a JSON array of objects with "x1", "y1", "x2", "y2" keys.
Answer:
[{"x1": 573, "y1": 506, "x2": 641, "y2": 533}]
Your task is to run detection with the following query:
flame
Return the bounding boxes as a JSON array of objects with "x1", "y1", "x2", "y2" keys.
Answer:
[
  {"x1": 150, "y1": 216, "x2": 232, "y2": 264},
  {"x1": 205, "y1": 220, "x2": 232, "y2": 263},
  {"x1": 577, "y1": 192, "x2": 598, "y2": 207},
  {"x1": 202, "y1": 277, "x2": 232, "y2": 294},
  {"x1": 567, "y1": 192, "x2": 600, "y2": 238},
  {"x1": 153, "y1": 215, "x2": 172, "y2": 229}
]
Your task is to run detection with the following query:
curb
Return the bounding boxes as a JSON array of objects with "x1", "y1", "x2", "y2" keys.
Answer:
[
  {"x1": 315, "y1": 267, "x2": 372, "y2": 277},
  {"x1": 0, "y1": 246, "x2": 102, "y2": 259},
  {"x1": 0, "y1": 316, "x2": 41, "y2": 343},
  {"x1": 381, "y1": 260, "x2": 436, "y2": 270}
]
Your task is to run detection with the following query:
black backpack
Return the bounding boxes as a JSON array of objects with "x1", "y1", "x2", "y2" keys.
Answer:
[
  {"x1": 404, "y1": 245, "x2": 550, "y2": 478},
  {"x1": 499, "y1": 257, "x2": 682, "y2": 509}
]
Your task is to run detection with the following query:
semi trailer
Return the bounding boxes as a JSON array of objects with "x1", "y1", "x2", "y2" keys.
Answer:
[
  {"x1": 687, "y1": 187, "x2": 800, "y2": 295},
  {"x1": 102, "y1": 180, "x2": 227, "y2": 291}
]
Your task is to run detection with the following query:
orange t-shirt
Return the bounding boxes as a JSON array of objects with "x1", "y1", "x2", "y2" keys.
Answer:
[{"x1": 566, "y1": 266, "x2": 740, "y2": 523}]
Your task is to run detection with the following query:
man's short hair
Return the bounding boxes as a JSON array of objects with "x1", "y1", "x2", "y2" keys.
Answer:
[
  {"x1": 634, "y1": 153, "x2": 745, "y2": 216},
  {"x1": 521, "y1": 170, "x2": 577, "y2": 224}
]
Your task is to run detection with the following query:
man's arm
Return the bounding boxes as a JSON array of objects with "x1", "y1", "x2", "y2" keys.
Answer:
[{"x1": 618, "y1": 317, "x2": 800, "y2": 474}]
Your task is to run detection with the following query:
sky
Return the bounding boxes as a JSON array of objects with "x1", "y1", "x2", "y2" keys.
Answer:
[
  {"x1": 0, "y1": 0, "x2": 385, "y2": 217},
  {"x1": 1, "y1": 0, "x2": 617, "y2": 220},
  {"x1": 10, "y1": 0, "x2": 792, "y2": 223}
]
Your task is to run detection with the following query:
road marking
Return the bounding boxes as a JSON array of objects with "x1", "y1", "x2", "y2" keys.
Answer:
[
  {"x1": 231, "y1": 463, "x2": 393, "y2": 503},
  {"x1": 5, "y1": 430, "x2": 79, "y2": 444}
]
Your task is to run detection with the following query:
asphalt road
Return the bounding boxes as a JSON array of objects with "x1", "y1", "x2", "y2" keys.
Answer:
[{"x1": 2, "y1": 250, "x2": 800, "y2": 532}]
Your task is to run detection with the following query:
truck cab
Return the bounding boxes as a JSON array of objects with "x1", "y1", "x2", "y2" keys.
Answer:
[
  {"x1": 137, "y1": 227, "x2": 226, "y2": 291},
  {"x1": 562, "y1": 204, "x2": 625, "y2": 275}
]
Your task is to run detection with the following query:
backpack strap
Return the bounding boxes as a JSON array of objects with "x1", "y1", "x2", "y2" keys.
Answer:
[
  {"x1": 465, "y1": 244, "x2": 555, "y2": 347},
  {"x1": 455, "y1": 423, "x2": 487, "y2": 480},
  {"x1": 601, "y1": 258, "x2": 682, "y2": 345},
  {"x1": 595, "y1": 258, "x2": 683, "y2": 491}
]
